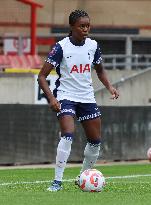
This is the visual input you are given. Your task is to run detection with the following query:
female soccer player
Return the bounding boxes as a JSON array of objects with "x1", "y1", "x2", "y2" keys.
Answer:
[{"x1": 38, "y1": 9, "x2": 119, "y2": 191}]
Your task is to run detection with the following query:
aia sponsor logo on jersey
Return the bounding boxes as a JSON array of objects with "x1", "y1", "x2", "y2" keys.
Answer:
[{"x1": 70, "y1": 64, "x2": 90, "y2": 73}]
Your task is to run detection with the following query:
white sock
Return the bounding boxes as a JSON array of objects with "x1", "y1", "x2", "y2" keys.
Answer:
[
  {"x1": 80, "y1": 142, "x2": 101, "y2": 174},
  {"x1": 55, "y1": 134, "x2": 73, "y2": 181}
]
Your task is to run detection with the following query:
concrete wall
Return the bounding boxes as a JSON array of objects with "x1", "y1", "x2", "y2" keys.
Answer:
[
  {"x1": 1, "y1": 69, "x2": 151, "y2": 106},
  {"x1": 95, "y1": 68, "x2": 151, "y2": 106},
  {"x1": 92, "y1": 69, "x2": 138, "y2": 91},
  {"x1": 0, "y1": 73, "x2": 35, "y2": 104}
]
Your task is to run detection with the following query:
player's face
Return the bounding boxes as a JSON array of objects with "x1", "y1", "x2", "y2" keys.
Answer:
[{"x1": 71, "y1": 17, "x2": 90, "y2": 42}]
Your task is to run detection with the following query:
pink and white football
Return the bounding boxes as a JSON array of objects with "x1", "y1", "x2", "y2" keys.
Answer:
[
  {"x1": 147, "y1": 147, "x2": 151, "y2": 161},
  {"x1": 79, "y1": 169, "x2": 106, "y2": 192}
]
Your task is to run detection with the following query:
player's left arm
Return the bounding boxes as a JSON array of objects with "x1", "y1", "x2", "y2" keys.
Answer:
[{"x1": 94, "y1": 63, "x2": 119, "y2": 100}]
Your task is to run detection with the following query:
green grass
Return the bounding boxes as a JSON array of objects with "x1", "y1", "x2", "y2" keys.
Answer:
[{"x1": 0, "y1": 164, "x2": 151, "y2": 205}]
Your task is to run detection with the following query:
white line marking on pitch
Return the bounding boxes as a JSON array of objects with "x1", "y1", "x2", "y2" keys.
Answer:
[{"x1": 0, "y1": 174, "x2": 151, "y2": 187}]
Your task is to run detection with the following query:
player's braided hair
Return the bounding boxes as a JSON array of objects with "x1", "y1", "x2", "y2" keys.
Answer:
[
  {"x1": 68, "y1": 9, "x2": 89, "y2": 36},
  {"x1": 69, "y1": 9, "x2": 89, "y2": 26}
]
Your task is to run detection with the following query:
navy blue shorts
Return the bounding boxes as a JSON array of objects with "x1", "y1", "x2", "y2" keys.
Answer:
[{"x1": 57, "y1": 99, "x2": 101, "y2": 122}]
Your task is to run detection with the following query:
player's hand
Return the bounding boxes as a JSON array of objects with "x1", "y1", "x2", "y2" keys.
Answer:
[
  {"x1": 49, "y1": 96, "x2": 61, "y2": 112},
  {"x1": 108, "y1": 86, "x2": 119, "y2": 100}
]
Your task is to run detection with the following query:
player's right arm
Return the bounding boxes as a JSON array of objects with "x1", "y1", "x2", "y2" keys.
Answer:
[
  {"x1": 38, "y1": 62, "x2": 61, "y2": 112},
  {"x1": 38, "y1": 43, "x2": 63, "y2": 112}
]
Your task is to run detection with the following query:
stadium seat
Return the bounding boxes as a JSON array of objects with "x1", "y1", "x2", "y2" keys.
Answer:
[
  {"x1": 26, "y1": 55, "x2": 42, "y2": 68},
  {"x1": 18, "y1": 55, "x2": 31, "y2": 68},
  {"x1": 0, "y1": 55, "x2": 11, "y2": 69},
  {"x1": 7, "y1": 55, "x2": 21, "y2": 68},
  {"x1": 32, "y1": 55, "x2": 42, "y2": 68}
]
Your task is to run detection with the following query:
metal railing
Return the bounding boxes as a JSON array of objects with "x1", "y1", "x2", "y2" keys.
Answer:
[
  {"x1": 1, "y1": 34, "x2": 151, "y2": 70},
  {"x1": 102, "y1": 54, "x2": 151, "y2": 70}
]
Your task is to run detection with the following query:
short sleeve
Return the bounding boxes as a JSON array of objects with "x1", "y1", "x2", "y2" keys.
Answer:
[
  {"x1": 46, "y1": 43, "x2": 63, "y2": 68},
  {"x1": 92, "y1": 43, "x2": 103, "y2": 65}
]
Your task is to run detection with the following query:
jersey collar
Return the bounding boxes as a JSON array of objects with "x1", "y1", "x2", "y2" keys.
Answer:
[{"x1": 69, "y1": 36, "x2": 85, "y2": 46}]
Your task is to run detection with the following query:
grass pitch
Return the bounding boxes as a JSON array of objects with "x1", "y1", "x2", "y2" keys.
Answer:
[{"x1": 0, "y1": 163, "x2": 151, "y2": 205}]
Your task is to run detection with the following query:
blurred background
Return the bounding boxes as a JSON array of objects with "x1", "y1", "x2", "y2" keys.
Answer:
[{"x1": 0, "y1": 0, "x2": 151, "y2": 166}]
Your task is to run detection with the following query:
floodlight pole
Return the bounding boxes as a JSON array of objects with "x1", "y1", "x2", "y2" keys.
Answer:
[{"x1": 17, "y1": 0, "x2": 43, "y2": 55}]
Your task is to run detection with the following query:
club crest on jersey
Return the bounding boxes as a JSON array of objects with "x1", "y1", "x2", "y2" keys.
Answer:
[{"x1": 70, "y1": 64, "x2": 90, "y2": 73}]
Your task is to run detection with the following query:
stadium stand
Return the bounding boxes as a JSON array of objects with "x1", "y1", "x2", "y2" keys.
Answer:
[{"x1": 0, "y1": 54, "x2": 42, "y2": 70}]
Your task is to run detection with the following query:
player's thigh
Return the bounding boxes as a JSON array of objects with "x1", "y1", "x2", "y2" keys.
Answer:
[
  {"x1": 81, "y1": 117, "x2": 101, "y2": 140},
  {"x1": 59, "y1": 115, "x2": 75, "y2": 134},
  {"x1": 57, "y1": 99, "x2": 76, "y2": 134}
]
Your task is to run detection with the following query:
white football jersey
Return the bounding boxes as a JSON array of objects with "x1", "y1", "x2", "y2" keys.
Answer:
[{"x1": 46, "y1": 37, "x2": 102, "y2": 103}]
